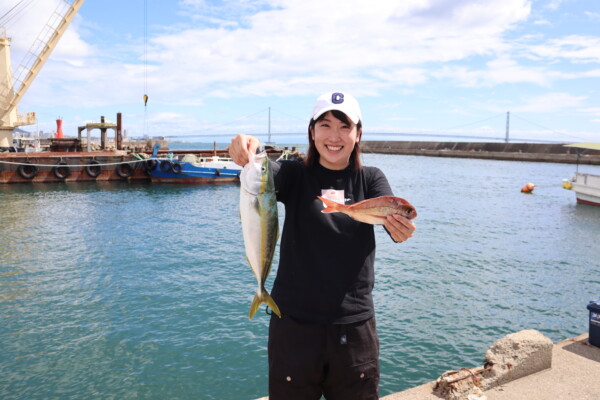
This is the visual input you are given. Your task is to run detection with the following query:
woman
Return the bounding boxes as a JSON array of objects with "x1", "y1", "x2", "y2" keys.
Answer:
[{"x1": 229, "y1": 92, "x2": 415, "y2": 400}]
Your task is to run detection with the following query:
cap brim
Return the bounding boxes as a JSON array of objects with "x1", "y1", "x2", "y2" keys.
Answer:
[{"x1": 312, "y1": 107, "x2": 360, "y2": 124}]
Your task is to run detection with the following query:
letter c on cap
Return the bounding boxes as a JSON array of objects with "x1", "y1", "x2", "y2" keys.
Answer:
[{"x1": 331, "y1": 92, "x2": 344, "y2": 104}]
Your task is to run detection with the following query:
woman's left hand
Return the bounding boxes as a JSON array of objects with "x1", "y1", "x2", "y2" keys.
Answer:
[{"x1": 384, "y1": 214, "x2": 416, "y2": 243}]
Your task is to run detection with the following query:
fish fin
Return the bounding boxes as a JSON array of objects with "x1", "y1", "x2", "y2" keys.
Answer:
[
  {"x1": 317, "y1": 196, "x2": 339, "y2": 213},
  {"x1": 264, "y1": 291, "x2": 281, "y2": 318},
  {"x1": 248, "y1": 294, "x2": 262, "y2": 320},
  {"x1": 252, "y1": 197, "x2": 260, "y2": 214},
  {"x1": 248, "y1": 289, "x2": 281, "y2": 319}
]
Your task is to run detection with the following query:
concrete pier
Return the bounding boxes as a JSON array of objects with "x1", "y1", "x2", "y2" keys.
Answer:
[
  {"x1": 382, "y1": 333, "x2": 599, "y2": 400},
  {"x1": 254, "y1": 333, "x2": 600, "y2": 400},
  {"x1": 361, "y1": 141, "x2": 600, "y2": 165}
]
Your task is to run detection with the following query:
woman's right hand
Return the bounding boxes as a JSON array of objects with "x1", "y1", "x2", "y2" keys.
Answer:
[{"x1": 228, "y1": 134, "x2": 260, "y2": 166}]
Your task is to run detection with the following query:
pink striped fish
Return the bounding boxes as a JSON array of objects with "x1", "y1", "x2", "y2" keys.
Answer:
[{"x1": 317, "y1": 195, "x2": 417, "y2": 224}]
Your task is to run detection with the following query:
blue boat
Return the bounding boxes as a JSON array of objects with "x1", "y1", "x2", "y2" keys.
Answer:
[{"x1": 146, "y1": 145, "x2": 242, "y2": 184}]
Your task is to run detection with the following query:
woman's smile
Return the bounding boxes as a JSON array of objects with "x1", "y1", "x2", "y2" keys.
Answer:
[{"x1": 325, "y1": 144, "x2": 343, "y2": 152}]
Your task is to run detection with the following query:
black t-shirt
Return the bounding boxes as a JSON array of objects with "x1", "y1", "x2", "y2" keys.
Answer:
[{"x1": 270, "y1": 160, "x2": 393, "y2": 324}]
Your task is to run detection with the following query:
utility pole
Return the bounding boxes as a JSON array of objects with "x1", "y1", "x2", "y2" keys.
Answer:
[{"x1": 505, "y1": 111, "x2": 510, "y2": 143}]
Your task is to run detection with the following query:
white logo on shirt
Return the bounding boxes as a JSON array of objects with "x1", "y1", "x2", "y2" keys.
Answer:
[{"x1": 321, "y1": 189, "x2": 345, "y2": 205}]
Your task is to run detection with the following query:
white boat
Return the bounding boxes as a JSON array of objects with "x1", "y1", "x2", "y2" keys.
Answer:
[{"x1": 562, "y1": 143, "x2": 600, "y2": 206}]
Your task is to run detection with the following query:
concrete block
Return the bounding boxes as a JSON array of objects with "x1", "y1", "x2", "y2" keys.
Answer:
[
  {"x1": 481, "y1": 329, "x2": 553, "y2": 389},
  {"x1": 433, "y1": 330, "x2": 553, "y2": 400}
]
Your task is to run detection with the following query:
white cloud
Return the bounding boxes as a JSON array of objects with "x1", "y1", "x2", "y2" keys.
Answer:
[
  {"x1": 578, "y1": 107, "x2": 600, "y2": 117},
  {"x1": 544, "y1": 0, "x2": 570, "y2": 11},
  {"x1": 485, "y1": 57, "x2": 551, "y2": 85},
  {"x1": 5, "y1": 0, "x2": 93, "y2": 61},
  {"x1": 513, "y1": 92, "x2": 587, "y2": 113},
  {"x1": 10, "y1": 0, "x2": 537, "y2": 108},
  {"x1": 135, "y1": 0, "x2": 535, "y2": 104},
  {"x1": 526, "y1": 35, "x2": 600, "y2": 63},
  {"x1": 433, "y1": 57, "x2": 551, "y2": 87},
  {"x1": 388, "y1": 117, "x2": 417, "y2": 121},
  {"x1": 533, "y1": 19, "x2": 551, "y2": 26}
]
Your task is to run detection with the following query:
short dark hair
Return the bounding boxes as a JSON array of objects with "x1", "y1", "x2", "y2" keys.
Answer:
[{"x1": 305, "y1": 110, "x2": 363, "y2": 170}]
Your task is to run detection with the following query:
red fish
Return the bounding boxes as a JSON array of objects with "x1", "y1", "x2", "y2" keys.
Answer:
[{"x1": 317, "y1": 195, "x2": 417, "y2": 225}]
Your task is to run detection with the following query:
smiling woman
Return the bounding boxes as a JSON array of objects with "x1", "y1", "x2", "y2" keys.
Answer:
[{"x1": 228, "y1": 91, "x2": 417, "y2": 400}]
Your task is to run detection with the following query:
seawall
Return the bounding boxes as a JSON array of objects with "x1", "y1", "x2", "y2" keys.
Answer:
[{"x1": 361, "y1": 141, "x2": 600, "y2": 165}]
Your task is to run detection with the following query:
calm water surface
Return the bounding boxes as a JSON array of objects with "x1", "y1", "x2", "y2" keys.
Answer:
[{"x1": 1, "y1": 152, "x2": 599, "y2": 399}]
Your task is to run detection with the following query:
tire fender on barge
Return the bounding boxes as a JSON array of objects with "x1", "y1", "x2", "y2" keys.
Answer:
[
  {"x1": 86, "y1": 160, "x2": 102, "y2": 178},
  {"x1": 53, "y1": 161, "x2": 71, "y2": 179},
  {"x1": 117, "y1": 163, "x2": 134, "y2": 178},
  {"x1": 18, "y1": 162, "x2": 38, "y2": 179}
]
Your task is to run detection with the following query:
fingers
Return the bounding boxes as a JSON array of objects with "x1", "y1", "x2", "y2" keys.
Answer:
[
  {"x1": 385, "y1": 214, "x2": 416, "y2": 243},
  {"x1": 228, "y1": 134, "x2": 260, "y2": 166}
]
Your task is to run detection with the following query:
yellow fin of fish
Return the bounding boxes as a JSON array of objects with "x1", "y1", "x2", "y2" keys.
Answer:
[{"x1": 249, "y1": 290, "x2": 281, "y2": 319}]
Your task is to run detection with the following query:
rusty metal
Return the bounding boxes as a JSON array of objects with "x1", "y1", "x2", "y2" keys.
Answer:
[
  {"x1": 116, "y1": 113, "x2": 122, "y2": 150},
  {"x1": 441, "y1": 363, "x2": 494, "y2": 385}
]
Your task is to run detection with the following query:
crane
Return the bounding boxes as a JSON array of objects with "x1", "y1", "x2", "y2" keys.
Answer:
[{"x1": 0, "y1": 0, "x2": 85, "y2": 148}]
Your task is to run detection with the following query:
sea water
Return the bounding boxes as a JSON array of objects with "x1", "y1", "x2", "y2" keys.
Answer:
[{"x1": 1, "y1": 152, "x2": 599, "y2": 400}]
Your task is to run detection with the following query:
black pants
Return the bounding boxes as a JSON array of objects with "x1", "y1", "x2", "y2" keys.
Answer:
[{"x1": 268, "y1": 314, "x2": 379, "y2": 400}]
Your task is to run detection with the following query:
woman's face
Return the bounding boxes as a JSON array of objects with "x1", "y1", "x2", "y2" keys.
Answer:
[{"x1": 310, "y1": 111, "x2": 361, "y2": 170}]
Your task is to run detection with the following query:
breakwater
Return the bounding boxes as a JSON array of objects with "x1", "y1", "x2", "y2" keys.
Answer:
[{"x1": 361, "y1": 141, "x2": 600, "y2": 165}]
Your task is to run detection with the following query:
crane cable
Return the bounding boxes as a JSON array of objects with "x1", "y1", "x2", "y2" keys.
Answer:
[
  {"x1": 143, "y1": 0, "x2": 149, "y2": 135},
  {"x1": 0, "y1": 0, "x2": 36, "y2": 28}
]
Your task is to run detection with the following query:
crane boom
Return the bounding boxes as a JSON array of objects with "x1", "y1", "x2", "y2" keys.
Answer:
[{"x1": 0, "y1": 0, "x2": 85, "y2": 147}]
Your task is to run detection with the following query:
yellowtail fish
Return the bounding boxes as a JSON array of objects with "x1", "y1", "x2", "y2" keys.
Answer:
[
  {"x1": 317, "y1": 195, "x2": 417, "y2": 224},
  {"x1": 240, "y1": 151, "x2": 281, "y2": 319}
]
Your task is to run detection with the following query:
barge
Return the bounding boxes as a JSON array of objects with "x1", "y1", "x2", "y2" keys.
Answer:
[
  {"x1": 0, "y1": 151, "x2": 148, "y2": 184},
  {"x1": 1, "y1": 113, "x2": 154, "y2": 184}
]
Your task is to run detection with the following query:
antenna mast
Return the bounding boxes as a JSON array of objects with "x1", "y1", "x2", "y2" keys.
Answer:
[{"x1": 505, "y1": 111, "x2": 510, "y2": 143}]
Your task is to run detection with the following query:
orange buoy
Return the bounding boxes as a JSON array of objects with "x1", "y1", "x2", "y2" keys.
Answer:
[{"x1": 521, "y1": 182, "x2": 535, "y2": 193}]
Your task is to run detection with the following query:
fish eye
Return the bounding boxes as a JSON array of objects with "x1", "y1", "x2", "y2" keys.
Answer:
[{"x1": 261, "y1": 166, "x2": 267, "y2": 173}]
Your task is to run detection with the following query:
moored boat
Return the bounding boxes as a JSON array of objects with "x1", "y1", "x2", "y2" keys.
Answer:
[
  {"x1": 147, "y1": 149, "x2": 242, "y2": 184},
  {"x1": 562, "y1": 143, "x2": 600, "y2": 207}
]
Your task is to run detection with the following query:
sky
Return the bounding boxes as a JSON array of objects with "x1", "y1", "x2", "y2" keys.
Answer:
[{"x1": 1, "y1": 0, "x2": 600, "y2": 144}]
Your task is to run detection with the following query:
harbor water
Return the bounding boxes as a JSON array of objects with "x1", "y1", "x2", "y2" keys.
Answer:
[{"x1": 1, "y1": 151, "x2": 600, "y2": 400}]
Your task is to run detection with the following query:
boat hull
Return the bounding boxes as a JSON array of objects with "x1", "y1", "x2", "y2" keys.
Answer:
[
  {"x1": 148, "y1": 157, "x2": 242, "y2": 184},
  {"x1": 151, "y1": 176, "x2": 239, "y2": 184},
  {"x1": 569, "y1": 172, "x2": 600, "y2": 207},
  {"x1": 0, "y1": 151, "x2": 149, "y2": 183}
]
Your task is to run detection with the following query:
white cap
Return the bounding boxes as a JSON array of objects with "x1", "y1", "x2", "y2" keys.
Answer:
[{"x1": 311, "y1": 92, "x2": 362, "y2": 124}]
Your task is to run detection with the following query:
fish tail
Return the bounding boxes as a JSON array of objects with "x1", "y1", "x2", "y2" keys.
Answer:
[
  {"x1": 248, "y1": 289, "x2": 281, "y2": 319},
  {"x1": 264, "y1": 291, "x2": 282, "y2": 318},
  {"x1": 317, "y1": 196, "x2": 340, "y2": 213}
]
